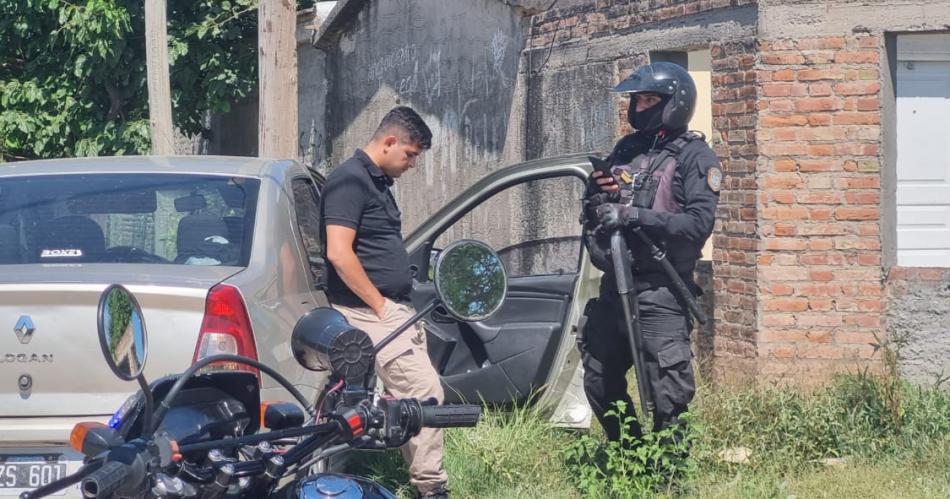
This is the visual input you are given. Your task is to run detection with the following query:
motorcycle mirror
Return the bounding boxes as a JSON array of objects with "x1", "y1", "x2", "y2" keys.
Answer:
[
  {"x1": 433, "y1": 240, "x2": 508, "y2": 322},
  {"x1": 97, "y1": 284, "x2": 148, "y2": 381}
]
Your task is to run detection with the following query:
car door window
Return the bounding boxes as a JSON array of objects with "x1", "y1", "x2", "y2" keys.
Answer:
[
  {"x1": 433, "y1": 176, "x2": 585, "y2": 277},
  {"x1": 291, "y1": 177, "x2": 325, "y2": 287}
]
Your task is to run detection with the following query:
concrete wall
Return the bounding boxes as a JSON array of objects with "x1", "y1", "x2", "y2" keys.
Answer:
[
  {"x1": 298, "y1": 12, "x2": 329, "y2": 173},
  {"x1": 321, "y1": 0, "x2": 526, "y2": 232},
  {"x1": 886, "y1": 268, "x2": 950, "y2": 388}
]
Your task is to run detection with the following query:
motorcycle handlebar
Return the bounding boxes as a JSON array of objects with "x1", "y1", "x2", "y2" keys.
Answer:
[
  {"x1": 80, "y1": 461, "x2": 128, "y2": 498},
  {"x1": 420, "y1": 404, "x2": 481, "y2": 428}
]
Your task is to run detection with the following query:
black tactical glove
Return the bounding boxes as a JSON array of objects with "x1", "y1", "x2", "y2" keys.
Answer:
[{"x1": 595, "y1": 203, "x2": 639, "y2": 233}]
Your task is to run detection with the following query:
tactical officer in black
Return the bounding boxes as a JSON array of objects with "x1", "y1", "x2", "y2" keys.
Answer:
[{"x1": 580, "y1": 62, "x2": 721, "y2": 442}]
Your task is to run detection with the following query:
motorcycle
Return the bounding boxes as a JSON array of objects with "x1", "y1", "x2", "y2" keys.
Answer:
[{"x1": 23, "y1": 239, "x2": 509, "y2": 499}]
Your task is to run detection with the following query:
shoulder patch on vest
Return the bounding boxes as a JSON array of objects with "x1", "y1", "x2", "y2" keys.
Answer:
[{"x1": 706, "y1": 166, "x2": 723, "y2": 193}]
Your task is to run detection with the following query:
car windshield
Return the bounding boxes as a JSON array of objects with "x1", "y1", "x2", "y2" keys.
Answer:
[{"x1": 0, "y1": 173, "x2": 259, "y2": 266}]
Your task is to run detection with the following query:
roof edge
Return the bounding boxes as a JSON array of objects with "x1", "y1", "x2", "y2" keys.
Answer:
[{"x1": 312, "y1": 0, "x2": 369, "y2": 50}]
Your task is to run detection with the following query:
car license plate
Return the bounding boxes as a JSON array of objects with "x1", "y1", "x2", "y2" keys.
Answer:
[{"x1": 0, "y1": 456, "x2": 67, "y2": 492}]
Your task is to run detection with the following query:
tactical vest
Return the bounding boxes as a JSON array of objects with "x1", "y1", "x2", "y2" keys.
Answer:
[
  {"x1": 604, "y1": 131, "x2": 706, "y2": 286},
  {"x1": 610, "y1": 131, "x2": 705, "y2": 213}
]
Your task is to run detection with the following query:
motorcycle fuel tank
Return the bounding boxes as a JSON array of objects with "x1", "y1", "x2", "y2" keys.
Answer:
[{"x1": 295, "y1": 473, "x2": 396, "y2": 499}]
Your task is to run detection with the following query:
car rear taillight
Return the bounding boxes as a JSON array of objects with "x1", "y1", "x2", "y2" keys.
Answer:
[{"x1": 193, "y1": 284, "x2": 259, "y2": 376}]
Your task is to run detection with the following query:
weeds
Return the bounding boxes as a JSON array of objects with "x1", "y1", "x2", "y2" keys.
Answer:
[
  {"x1": 563, "y1": 401, "x2": 696, "y2": 498},
  {"x1": 344, "y1": 375, "x2": 949, "y2": 498}
]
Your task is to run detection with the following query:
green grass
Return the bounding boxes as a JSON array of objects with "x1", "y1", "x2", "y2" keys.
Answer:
[{"x1": 347, "y1": 374, "x2": 950, "y2": 498}]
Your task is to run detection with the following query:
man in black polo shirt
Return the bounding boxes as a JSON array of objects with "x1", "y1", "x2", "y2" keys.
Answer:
[{"x1": 321, "y1": 106, "x2": 448, "y2": 498}]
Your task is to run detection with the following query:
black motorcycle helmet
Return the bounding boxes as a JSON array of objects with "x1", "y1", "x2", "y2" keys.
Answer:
[{"x1": 614, "y1": 62, "x2": 697, "y2": 132}]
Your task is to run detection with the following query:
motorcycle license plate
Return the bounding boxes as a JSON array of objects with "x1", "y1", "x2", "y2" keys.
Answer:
[{"x1": 0, "y1": 456, "x2": 67, "y2": 494}]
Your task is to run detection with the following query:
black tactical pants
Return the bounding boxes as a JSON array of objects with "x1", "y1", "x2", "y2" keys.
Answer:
[{"x1": 578, "y1": 282, "x2": 696, "y2": 442}]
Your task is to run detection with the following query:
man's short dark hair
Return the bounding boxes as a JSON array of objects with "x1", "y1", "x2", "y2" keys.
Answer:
[{"x1": 374, "y1": 106, "x2": 432, "y2": 150}]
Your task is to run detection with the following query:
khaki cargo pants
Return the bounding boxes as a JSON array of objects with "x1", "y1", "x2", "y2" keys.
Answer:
[{"x1": 333, "y1": 298, "x2": 447, "y2": 495}]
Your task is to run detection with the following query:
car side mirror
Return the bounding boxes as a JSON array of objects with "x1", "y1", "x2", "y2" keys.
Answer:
[
  {"x1": 433, "y1": 240, "x2": 508, "y2": 322},
  {"x1": 97, "y1": 284, "x2": 148, "y2": 380}
]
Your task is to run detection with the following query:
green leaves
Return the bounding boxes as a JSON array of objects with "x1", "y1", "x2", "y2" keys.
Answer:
[{"x1": 1, "y1": 0, "x2": 312, "y2": 161}]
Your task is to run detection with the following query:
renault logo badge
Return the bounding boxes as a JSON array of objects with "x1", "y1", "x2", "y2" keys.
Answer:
[{"x1": 14, "y1": 316, "x2": 35, "y2": 345}]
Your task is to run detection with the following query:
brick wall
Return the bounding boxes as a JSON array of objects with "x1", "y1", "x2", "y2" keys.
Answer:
[
  {"x1": 755, "y1": 35, "x2": 884, "y2": 382},
  {"x1": 709, "y1": 38, "x2": 759, "y2": 383},
  {"x1": 527, "y1": 0, "x2": 756, "y2": 49}
]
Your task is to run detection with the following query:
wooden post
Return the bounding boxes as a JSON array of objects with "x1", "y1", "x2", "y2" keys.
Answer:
[
  {"x1": 144, "y1": 0, "x2": 175, "y2": 155},
  {"x1": 258, "y1": 0, "x2": 299, "y2": 158}
]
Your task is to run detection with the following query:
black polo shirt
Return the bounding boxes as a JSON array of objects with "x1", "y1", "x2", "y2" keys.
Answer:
[{"x1": 321, "y1": 149, "x2": 412, "y2": 307}]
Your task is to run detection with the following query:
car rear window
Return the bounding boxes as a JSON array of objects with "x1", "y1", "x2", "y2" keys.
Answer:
[{"x1": 0, "y1": 173, "x2": 259, "y2": 266}]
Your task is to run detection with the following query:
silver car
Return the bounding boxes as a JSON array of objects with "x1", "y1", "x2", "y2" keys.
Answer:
[{"x1": 0, "y1": 155, "x2": 596, "y2": 497}]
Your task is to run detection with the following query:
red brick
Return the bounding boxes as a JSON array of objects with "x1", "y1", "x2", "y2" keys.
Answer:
[
  {"x1": 760, "y1": 329, "x2": 807, "y2": 342},
  {"x1": 800, "y1": 223, "x2": 850, "y2": 236},
  {"x1": 796, "y1": 97, "x2": 840, "y2": 112},
  {"x1": 809, "y1": 208, "x2": 834, "y2": 220},
  {"x1": 770, "y1": 283, "x2": 796, "y2": 295},
  {"x1": 833, "y1": 112, "x2": 881, "y2": 125},
  {"x1": 774, "y1": 159, "x2": 798, "y2": 172},
  {"x1": 763, "y1": 314, "x2": 797, "y2": 327},
  {"x1": 800, "y1": 283, "x2": 843, "y2": 296},
  {"x1": 835, "y1": 51, "x2": 879, "y2": 64},
  {"x1": 835, "y1": 81, "x2": 881, "y2": 96},
  {"x1": 765, "y1": 298, "x2": 810, "y2": 312},
  {"x1": 843, "y1": 313, "x2": 881, "y2": 328},
  {"x1": 857, "y1": 253, "x2": 881, "y2": 266},
  {"x1": 836, "y1": 207, "x2": 878, "y2": 220},
  {"x1": 835, "y1": 332, "x2": 881, "y2": 345},
  {"x1": 762, "y1": 206, "x2": 810, "y2": 220},
  {"x1": 761, "y1": 143, "x2": 807, "y2": 157},
  {"x1": 760, "y1": 266, "x2": 810, "y2": 281},
  {"x1": 834, "y1": 268, "x2": 881, "y2": 280},
  {"x1": 800, "y1": 127, "x2": 848, "y2": 141},
  {"x1": 801, "y1": 253, "x2": 848, "y2": 265},
  {"x1": 808, "y1": 299, "x2": 835, "y2": 311},
  {"x1": 763, "y1": 53, "x2": 806, "y2": 65},
  {"x1": 798, "y1": 160, "x2": 836, "y2": 172},
  {"x1": 835, "y1": 177, "x2": 880, "y2": 189},
  {"x1": 808, "y1": 239, "x2": 834, "y2": 251},
  {"x1": 797, "y1": 192, "x2": 842, "y2": 204},
  {"x1": 771, "y1": 128, "x2": 799, "y2": 141},
  {"x1": 762, "y1": 174, "x2": 804, "y2": 189},
  {"x1": 834, "y1": 143, "x2": 879, "y2": 155},
  {"x1": 845, "y1": 192, "x2": 880, "y2": 204},
  {"x1": 767, "y1": 99, "x2": 794, "y2": 112},
  {"x1": 810, "y1": 270, "x2": 834, "y2": 281},
  {"x1": 836, "y1": 238, "x2": 881, "y2": 250},
  {"x1": 761, "y1": 115, "x2": 809, "y2": 127},
  {"x1": 857, "y1": 98, "x2": 879, "y2": 111},
  {"x1": 771, "y1": 191, "x2": 795, "y2": 204},
  {"x1": 807, "y1": 83, "x2": 833, "y2": 96},
  {"x1": 797, "y1": 313, "x2": 841, "y2": 327},
  {"x1": 774, "y1": 223, "x2": 797, "y2": 236},
  {"x1": 857, "y1": 223, "x2": 880, "y2": 236},
  {"x1": 798, "y1": 69, "x2": 846, "y2": 81},
  {"x1": 796, "y1": 37, "x2": 846, "y2": 50},
  {"x1": 763, "y1": 83, "x2": 807, "y2": 97},
  {"x1": 766, "y1": 238, "x2": 808, "y2": 251},
  {"x1": 807, "y1": 144, "x2": 835, "y2": 156},
  {"x1": 804, "y1": 51, "x2": 835, "y2": 65},
  {"x1": 773, "y1": 69, "x2": 795, "y2": 81},
  {"x1": 807, "y1": 114, "x2": 833, "y2": 126},
  {"x1": 765, "y1": 345, "x2": 797, "y2": 359}
]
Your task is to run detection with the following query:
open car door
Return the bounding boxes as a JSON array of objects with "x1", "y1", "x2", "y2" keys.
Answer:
[{"x1": 406, "y1": 155, "x2": 599, "y2": 412}]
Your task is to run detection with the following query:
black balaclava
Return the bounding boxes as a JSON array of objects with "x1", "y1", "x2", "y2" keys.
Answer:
[{"x1": 628, "y1": 94, "x2": 671, "y2": 132}]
